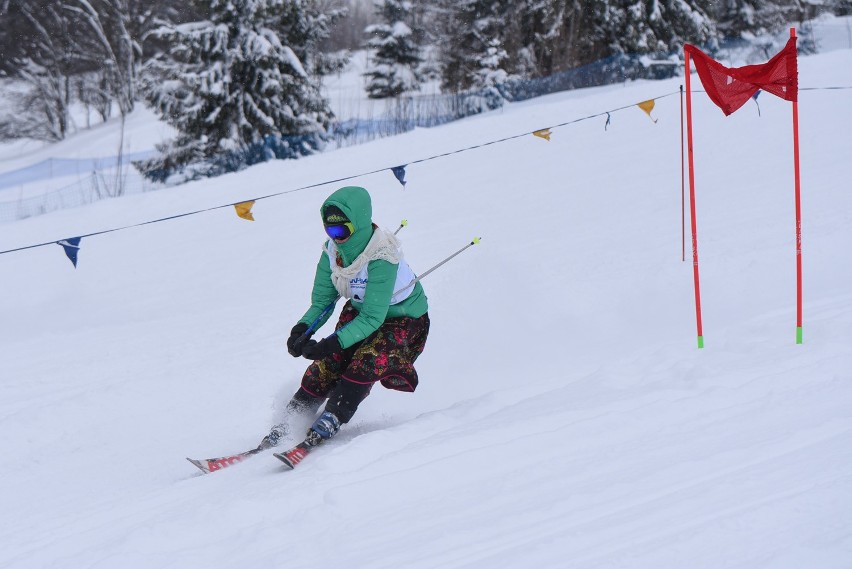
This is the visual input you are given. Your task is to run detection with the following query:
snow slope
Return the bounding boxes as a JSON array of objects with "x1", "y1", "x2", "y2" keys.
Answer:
[{"x1": 1, "y1": 48, "x2": 852, "y2": 568}]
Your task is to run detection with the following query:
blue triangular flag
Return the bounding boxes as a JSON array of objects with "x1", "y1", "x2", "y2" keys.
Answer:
[
  {"x1": 57, "y1": 236, "x2": 82, "y2": 267},
  {"x1": 391, "y1": 165, "x2": 407, "y2": 187},
  {"x1": 752, "y1": 90, "x2": 762, "y2": 117}
]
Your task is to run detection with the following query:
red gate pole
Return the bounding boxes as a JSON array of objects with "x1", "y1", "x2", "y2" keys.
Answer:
[
  {"x1": 680, "y1": 84, "x2": 686, "y2": 263},
  {"x1": 791, "y1": 28, "x2": 803, "y2": 344},
  {"x1": 684, "y1": 51, "x2": 704, "y2": 348}
]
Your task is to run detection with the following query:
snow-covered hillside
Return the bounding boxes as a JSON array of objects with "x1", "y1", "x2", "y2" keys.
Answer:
[{"x1": 1, "y1": 46, "x2": 851, "y2": 568}]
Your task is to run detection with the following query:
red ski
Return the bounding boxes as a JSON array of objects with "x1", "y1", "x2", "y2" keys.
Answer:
[
  {"x1": 186, "y1": 447, "x2": 264, "y2": 474},
  {"x1": 274, "y1": 431, "x2": 324, "y2": 470},
  {"x1": 188, "y1": 430, "x2": 325, "y2": 473}
]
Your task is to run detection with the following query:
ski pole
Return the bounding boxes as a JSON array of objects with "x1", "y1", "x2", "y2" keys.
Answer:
[
  {"x1": 327, "y1": 237, "x2": 482, "y2": 341},
  {"x1": 393, "y1": 237, "x2": 481, "y2": 297},
  {"x1": 302, "y1": 300, "x2": 337, "y2": 337},
  {"x1": 298, "y1": 220, "x2": 410, "y2": 340}
]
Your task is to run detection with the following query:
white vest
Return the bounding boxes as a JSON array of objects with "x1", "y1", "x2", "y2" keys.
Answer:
[{"x1": 325, "y1": 240, "x2": 416, "y2": 305}]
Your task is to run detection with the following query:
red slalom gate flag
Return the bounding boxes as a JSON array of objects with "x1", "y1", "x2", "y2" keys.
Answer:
[{"x1": 684, "y1": 38, "x2": 798, "y2": 115}]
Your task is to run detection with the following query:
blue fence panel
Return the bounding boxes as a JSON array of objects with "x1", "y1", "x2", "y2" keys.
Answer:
[{"x1": 0, "y1": 150, "x2": 156, "y2": 192}]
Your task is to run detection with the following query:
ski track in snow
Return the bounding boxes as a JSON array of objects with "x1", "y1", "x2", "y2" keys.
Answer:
[{"x1": 1, "y1": 45, "x2": 852, "y2": 568}]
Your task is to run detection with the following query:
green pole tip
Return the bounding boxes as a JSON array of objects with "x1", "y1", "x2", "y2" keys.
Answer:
[
  {"x1": 400, "y1": 219, "x2": 408, "y2": 226},
  {"x1": 472, "y1": 237, "x2": 481, "y2": 245},
  {"x1": 697, "y1": 336, "x2": 704, "y2": 349},
  {"x1": 796, "y1": 326, "x2": 803, "y2": 344}
]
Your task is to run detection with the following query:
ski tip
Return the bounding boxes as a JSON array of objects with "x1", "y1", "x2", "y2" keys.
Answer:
[{"x1": 186, "y1": 457, "x2": 211, "y2": 474}]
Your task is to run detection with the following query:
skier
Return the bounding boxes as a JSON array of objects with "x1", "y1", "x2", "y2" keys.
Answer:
[{"x1": 260, "y1": 186, "x2": 430, "y2": 448}]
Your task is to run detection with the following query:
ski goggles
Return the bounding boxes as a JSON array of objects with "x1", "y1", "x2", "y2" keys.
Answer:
[{"x1": 324, "y1": 222, "x2": 354, "y2": 241}]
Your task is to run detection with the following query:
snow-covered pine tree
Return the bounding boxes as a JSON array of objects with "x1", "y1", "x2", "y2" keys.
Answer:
[
  {"x1": 474, "y1": 39, "x2": 510, "y2": 89},
  {"x1": 597, "y1": 0, "x2": 716, "y2": 58},
  {"x1": 276, "y1": 0, "x2": 349, "y2": 80},
  {"x1": 437, "y1": 0, "x2": 512, "y2": 93},
  {"x1": 462, "y1": 0, "x2": 716, "y2": 82},
  {"x1": 503, "y1": 0, "x2": 574, "y2": 78},
  {"x1": 436, "y1": 0, "x2": 599, "y2": 85},
  {"x1": 138, "y1": 0, "x2": 337, "y2": 180},
  {"x1": 714, "y1": 0, "x2": 805, "y2": 39},
  {"x1": 363, "y1": 0, "x2": 423, "y2": 99}
]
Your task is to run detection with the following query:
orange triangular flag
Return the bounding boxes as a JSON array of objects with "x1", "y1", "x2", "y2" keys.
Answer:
[
  {"x1": 234, "y1": 201, "x2": 255, "y2": 221},
  {"x1": 637, "y1": 100, "x2": 658, "y2": 123},
  {"x1": 533, "y1": 128, "x2": 552, "y2": 141}
]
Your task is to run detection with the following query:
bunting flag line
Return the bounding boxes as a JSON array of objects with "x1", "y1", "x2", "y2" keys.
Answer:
[
  {"x1": 533, "y1": 128, "x2": 552, "y2": 141},
  {"x1": 391, "y1": 165, "x2": 407, "y2": 187},
  {"x1": 752, "y1": 90, "x2": 762, "y2": 116},
  {"x1": 684, "y1": 37, "x2": 797, "y2": 116},
  {"x1": 234, "y1": 201, "x2": 256, "y2": 221},
  {"x1": 57, "y1": 237, "x2": 82, "y2": 267},
  {"x1": 0, "y1": 90, "x2": 683, "y2": 262},
  {"x1": 6, "y1": 86, "x2": 846, "y2": 267},
  {"x1": 637, "y1": 100, "x2": 658, "y2": 123}
]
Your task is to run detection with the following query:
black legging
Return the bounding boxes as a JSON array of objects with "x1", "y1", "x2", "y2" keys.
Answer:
[{"x1": 290, "y1": 380, "x2": 372, "y2": 424}]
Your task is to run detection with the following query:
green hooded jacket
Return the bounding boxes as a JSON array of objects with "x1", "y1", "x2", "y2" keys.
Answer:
[{"x1": 298, "y1": 186, "x2": 428, "y2": 349}]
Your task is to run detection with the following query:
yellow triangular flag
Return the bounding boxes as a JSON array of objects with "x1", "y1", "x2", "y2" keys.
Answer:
[
  {"x1": 533, "y1": 128, "x2": 552, "y2": 141},
  {"x1": 234, "y1": 200, "x2": 256, "y2": 221},
  {"x1": 637, "y1": 99, "x2": 658, "y2": 123}
]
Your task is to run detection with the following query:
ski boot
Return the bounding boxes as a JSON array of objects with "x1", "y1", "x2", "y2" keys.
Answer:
[{"x1": 309, "y1": 411, "x2": 341, "y2": 440}]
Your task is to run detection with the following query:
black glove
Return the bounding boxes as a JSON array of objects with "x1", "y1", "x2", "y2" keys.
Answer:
[
  {"x1": 301, "y1": 335, "x2": 343, "y2": 360},
  {"x1": 287, "y1": 323, "x2": 311, "y2": 357}
]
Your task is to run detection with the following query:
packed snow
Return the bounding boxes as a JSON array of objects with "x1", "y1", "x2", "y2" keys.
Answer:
[{"x1": 1, "y1": 44, "x2": 851, "y2": 568}]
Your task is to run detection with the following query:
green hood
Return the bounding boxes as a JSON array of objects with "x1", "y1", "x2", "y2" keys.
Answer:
[{"x1": 321, "y1": 186, "x2": 374, "y2": 266}]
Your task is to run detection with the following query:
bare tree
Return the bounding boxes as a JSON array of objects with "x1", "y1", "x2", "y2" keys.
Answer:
[
  {"x1": 0, "y1": 0, "x2": 183, "y2": 141},
  {"x1": 0, "y1": 1, "x2": 77, "y2": 140}
]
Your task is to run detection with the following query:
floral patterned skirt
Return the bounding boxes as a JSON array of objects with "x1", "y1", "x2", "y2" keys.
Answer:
[{"x1": 300, "y1": 301, "x2": 430, "y2": 396}]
